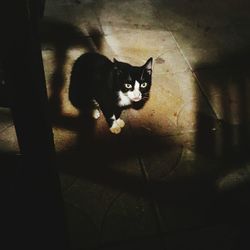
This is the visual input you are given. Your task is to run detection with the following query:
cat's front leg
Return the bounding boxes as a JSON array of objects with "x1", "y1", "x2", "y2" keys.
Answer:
[
  {"x1": 114, "y1": 108, "x2": 125, "y2": 129},
  {"x1": 101, "y1": 105, "x2": 124, "y2": 134},
  {"x1": 108, "y1": 115, "x2": 125, "y2": 134},
  {"x1": 92, "y1": 99, "x2": 101, "y2": 119},
  {"x1": 109, "y1": 115, "x2": 122, "y2": 134}
]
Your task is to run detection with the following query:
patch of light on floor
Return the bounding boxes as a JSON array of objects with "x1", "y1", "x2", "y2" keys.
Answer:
[{"x1": 216, "y1": 165, "x2": 250, "y2": 191}]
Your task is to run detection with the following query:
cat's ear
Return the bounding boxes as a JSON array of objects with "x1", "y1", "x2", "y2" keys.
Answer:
[
  {"x1": 142, "y1": 57, "x2": 153, "y2": 76},
  {"x1": 143, "y1": 57, "x2": 153, "y2": 76}
]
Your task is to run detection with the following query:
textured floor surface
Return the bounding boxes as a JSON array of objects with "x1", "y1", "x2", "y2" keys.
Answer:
[{"x1": 1, "y1": 0, "x2": 250, "y2": 249}]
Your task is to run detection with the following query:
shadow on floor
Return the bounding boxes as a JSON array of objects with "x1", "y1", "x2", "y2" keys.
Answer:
[
  {"x1": 39, "y1": 13, "x2": 250, "y2": 249},
  {"x1": 40, "y1": 17, "x2": 104, "y2": 118}
]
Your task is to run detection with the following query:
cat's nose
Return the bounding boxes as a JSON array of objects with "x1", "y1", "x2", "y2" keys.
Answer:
[
  {"x1": 133, "y1": 92, "x2": 142, "y2": 101},
  {"x1": 134, "y1": 91, "x2": 141, "y2": 98}
]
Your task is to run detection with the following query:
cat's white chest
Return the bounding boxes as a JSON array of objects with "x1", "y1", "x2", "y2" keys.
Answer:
[{"x1": 117, "y1": 91, "x2": 131, "y2": 107}]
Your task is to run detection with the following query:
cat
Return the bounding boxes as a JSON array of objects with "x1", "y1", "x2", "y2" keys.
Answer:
[{"x1": 69, "y1": 52, "x2": 153, "y2": 134}]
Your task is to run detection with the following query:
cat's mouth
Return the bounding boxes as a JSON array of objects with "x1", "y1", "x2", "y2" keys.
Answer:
[{"x1": 131, "y1": 97, "x2": 142, "y2": 102}]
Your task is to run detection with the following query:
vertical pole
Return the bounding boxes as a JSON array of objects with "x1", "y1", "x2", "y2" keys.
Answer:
[{"x1": 1, "y1": 1, "x2": 69, "y2": 248}]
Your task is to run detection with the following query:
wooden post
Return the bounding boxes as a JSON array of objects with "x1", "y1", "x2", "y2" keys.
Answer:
[{"x1": 0, "y1": 1, "x2": 69, "y2": 248}]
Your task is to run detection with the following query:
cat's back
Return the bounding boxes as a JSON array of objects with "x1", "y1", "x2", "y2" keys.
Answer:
[
  {"x1": 69, "y1": 52, "x2": 114, "y2": 107},
  {"x1": 72, "y1": 52, "x2": 113, "y2": 73}
]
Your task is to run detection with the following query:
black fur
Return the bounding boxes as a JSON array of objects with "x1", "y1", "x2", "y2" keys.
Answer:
[{"x1": 69, "y1": 52, "x2": 153, "y2": 130}]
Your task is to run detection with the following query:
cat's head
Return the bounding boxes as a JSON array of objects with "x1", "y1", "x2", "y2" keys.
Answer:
[{"x1": 113, "y1": 58, "x2": 153, "y2": 107}]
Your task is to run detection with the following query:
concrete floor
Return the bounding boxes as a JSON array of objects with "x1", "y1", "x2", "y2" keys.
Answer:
[{"x1": 1, "y1": 0, "x2": 250, "y2": 249}]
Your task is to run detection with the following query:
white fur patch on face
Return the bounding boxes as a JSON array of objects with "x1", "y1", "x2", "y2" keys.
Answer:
[
  {"x1": 127, "y1": 81, "x2": 142, "y2": 102},
  {"x1": 118, "y1": 81, "x2": 143, "y2": 106},
  {"x1": 118, "y1": 91, "x2": 132, "y2": 107},
  {"x1": 134, "y1": 81, "x2": 140, "y2": 90}
]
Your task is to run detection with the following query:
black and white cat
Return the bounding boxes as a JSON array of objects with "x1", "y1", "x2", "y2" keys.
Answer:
[{"x1": 69, "y1": 52, "x2": 153, "y2": 134}]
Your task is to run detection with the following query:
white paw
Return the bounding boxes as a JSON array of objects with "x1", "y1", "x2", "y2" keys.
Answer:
[
  {"x1": 116, "y1": 118, "x2": 125, "y2": 128},
  {"x1": 92, "y1": 109, "x2": 100, "y2": 119},
  {"x1": 110, "y1": 122, "x2": 121, "y2": 134}
]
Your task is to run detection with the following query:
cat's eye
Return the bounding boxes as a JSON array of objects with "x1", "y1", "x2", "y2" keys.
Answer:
[
  {"x1": 141, "y1": 82, "x2": 148, "y2": 88},
  {"x1": 125, "y1": 83, "x2": 132, "y2": 89}
]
